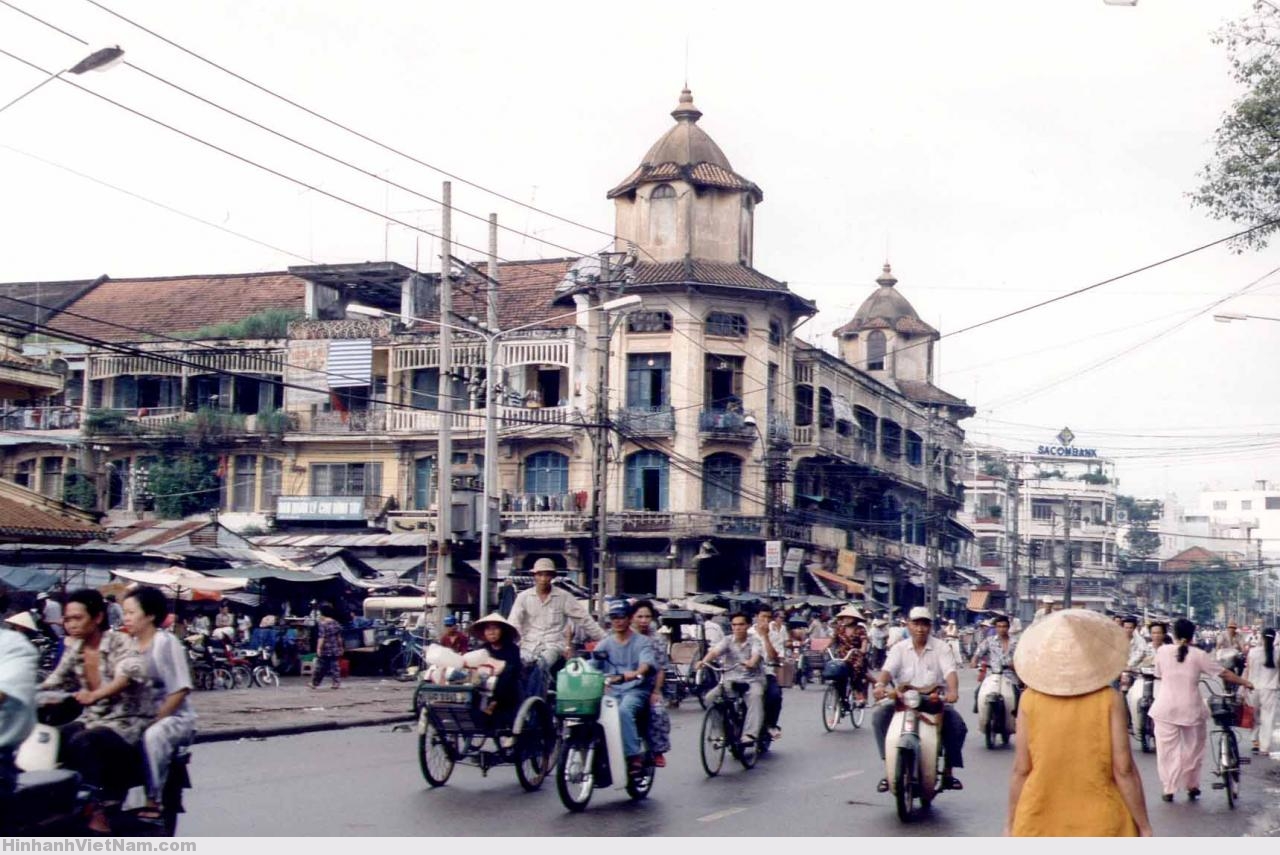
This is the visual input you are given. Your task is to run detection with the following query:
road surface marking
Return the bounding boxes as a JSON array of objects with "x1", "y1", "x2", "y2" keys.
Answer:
[
  {"x1": 832, "y1": 769, "x2": 864, "y2": 780},
  {"x1": 698, "y1": 807, "x2": 747, "y2": 823}
]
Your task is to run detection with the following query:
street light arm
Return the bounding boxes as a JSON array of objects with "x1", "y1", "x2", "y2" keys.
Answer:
[{"x1": 0, "y1": 46, "x2": 124, "y2": 117}]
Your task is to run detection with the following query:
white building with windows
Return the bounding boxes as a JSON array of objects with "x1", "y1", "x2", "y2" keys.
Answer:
[{"x1": 1198, "y1": 481, "x2": 1280, "y2": 552}]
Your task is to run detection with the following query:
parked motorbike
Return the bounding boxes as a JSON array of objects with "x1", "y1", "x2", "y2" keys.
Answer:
[
  {"x1": 883, "y1": 686, "x2": 948, "y2": 823},
  {"x1": 7, "y1": 692, "x2": 191, "y2": 836},
  {"x1": 554, "y1": 654, "x2": 656, "y2": 812},
  {"x1": 977, "y1": 667, "x2": 1018, "y2": 749},
  {"x1": 1126, "y1": 668, "x2": 1159, "y2": 753}
]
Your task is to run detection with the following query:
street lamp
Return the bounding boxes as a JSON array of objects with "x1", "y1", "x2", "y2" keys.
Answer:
[
  {"x1": 349, "y1": 292, "x2": 641, "y2": 616},
  {"x1": 0, "y1": 46, "x2": 125, "y2": 117}
]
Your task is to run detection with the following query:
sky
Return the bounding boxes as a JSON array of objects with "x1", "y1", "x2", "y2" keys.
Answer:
[{"x1": 1, "y1": 0, "x2": 1278, "y2": 505}]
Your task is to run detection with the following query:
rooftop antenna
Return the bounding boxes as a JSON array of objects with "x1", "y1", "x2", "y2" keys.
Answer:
[{"x1": 684, "y1": 37, "x2": 689, "y2": 89}]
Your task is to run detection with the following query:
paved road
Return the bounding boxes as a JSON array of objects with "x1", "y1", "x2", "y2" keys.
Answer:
[{"x1": 181, "y1": 672, "x2": 1280, "y2": 836}]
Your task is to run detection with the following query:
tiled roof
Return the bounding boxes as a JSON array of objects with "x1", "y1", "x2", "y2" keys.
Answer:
[
  {"x1": 0, "y1": 279, "x2": 100, "y2": 329},
  {"x1": 632, "y1": 259, "x2": 789, "y2": 293},
  {"x1": 48, "y1": 272, "x2": 306, "y2": 343},
  {"x1": 608, "y1": 161, "x2": 761, "y2": 200},
  {"x1": 834, "y1": 315, "x2": 939, "y2": 337},
  {"x1": 896, "y1": 380, "x2": 974, "y2": 413},
  {"x1": 419, "y1": 258, "x2": 576, "y2": 331},
  {"x1": 0, "y1": 496, "x2": 102, "y2": 541}
]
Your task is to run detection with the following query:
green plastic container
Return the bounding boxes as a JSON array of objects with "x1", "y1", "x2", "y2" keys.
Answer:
[{"x1": 555, "y1": 659, "x2": 605, "y2": 716}]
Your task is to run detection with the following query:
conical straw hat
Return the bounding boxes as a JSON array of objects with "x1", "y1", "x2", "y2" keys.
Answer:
[{"x1": 1013, "y1": 608, "x2": 1127, "y2": 697}]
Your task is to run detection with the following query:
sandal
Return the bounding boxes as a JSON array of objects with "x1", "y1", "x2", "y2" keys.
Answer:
[{"x1": 135, "y1": 806, "x2": 164, "y2": 821}]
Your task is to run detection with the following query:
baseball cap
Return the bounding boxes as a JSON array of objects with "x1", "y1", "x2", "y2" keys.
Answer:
[
  {"x1": 908, "y1": 606, "x2": 933, "y2": 622},
  {"x1": 443, "y1": 616, "x2": 457, "y2": 627},
  {"x1": 606, "y1": 599, "x2": 631, "y2": 619}
]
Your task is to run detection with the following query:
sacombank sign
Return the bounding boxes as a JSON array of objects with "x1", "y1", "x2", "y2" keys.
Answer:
[{"x1": 1037, "y1": 445, "x2": 1099, "y2": 458}]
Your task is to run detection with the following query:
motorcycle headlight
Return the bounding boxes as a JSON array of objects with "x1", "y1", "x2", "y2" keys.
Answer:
[{"x1": 903, "y1": 689, "x2": 922, "y2": 709}]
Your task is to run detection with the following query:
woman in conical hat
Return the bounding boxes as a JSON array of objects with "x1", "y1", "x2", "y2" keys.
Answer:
[{"x1": 1005, "y1": 609, "x2": 1152, "y2": 837}]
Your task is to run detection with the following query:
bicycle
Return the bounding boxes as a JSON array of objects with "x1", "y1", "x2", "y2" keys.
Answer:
[
  {"x1": 821, "y1": 650, "x2": 868, "y2": 731},
  {"x1": 697, "y1": 664, "x2": 771, "y2": 776},
  {"x1": 1202, "y1": 679, "x2": 1249, "y2": 809}
]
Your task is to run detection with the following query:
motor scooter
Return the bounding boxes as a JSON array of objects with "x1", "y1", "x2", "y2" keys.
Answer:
[
  {"x1": 1126, "y1": 668, "x2": 1159, "y2": 753},
  {"x1": 7, "y1": 692, "x2": 191, "y2": 836},
  {"x1": 882, "y1": 685, "x2": 948, "y2": 823},
  {"x1": 977, "y1": 667, "x2": 1018, "y2": 749},
  {"x1": 554, "y1": 654, "x2": 656, "y2": 812}
]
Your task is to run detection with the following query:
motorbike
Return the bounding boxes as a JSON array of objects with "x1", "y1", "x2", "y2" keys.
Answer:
[
  {"x1": 1126, "y1": 668, "x2": 1159, "y2": 753},
  {"x1": 977, "y1": 667, "x2": 1018, "y2": 749},
  {"x1": 554, "y1": 654, "x2": 656, "y2": 812},
  {"x1": 883, "y1": 685, "x2": 948, "y2": 823},
  {"x1": 7, "y1": 693, "x2": 191, "y2": 836}
]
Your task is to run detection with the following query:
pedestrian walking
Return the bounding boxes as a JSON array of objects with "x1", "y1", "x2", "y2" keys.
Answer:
[
  {"x1": 310, "y1": 603, "x2": 344, "y2": 690},
  {"x1": 1005, "y1": 609, "x2": 1152, "y2": 837},
  {"x1": 1244, "y1": 627, "x2": 1278, "y2": 755},
  {"x1": 1149, "y1": 618, "x2": 1253, "y2": 801}
]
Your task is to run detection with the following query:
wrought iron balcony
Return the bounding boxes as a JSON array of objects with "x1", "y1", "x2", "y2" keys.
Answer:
[
  {"x1": 614, "y1": 406, "x2": 675, "y2": 436},
  {"x1": 698, "y1": 408, "x2": 756, "y2": 440}
]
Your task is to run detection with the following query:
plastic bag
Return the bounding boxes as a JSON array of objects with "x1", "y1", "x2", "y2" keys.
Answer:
[{"x1": 424, "y1": 643, "x2": 464, "y2": 670}]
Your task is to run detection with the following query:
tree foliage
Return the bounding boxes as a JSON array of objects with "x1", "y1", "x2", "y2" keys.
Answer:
[
  {"x1": 1117, "y1": 495, "x2": 1162, "y2": 565},
  {"x1": 1192, "y1": 3, "x2": 1280, "y2": 251},
  {"x1": 1166, "y1": 560, "x2": 1249, "y2": 624},
  {"x1": 145, "y1": 454, "x2": 221, "y2": 519}
]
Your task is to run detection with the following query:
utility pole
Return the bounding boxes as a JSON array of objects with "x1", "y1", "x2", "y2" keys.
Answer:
[
  {"x1": 477, "y1": 213, "x2": 499, "y2": 616},
  {"x1": 1007, "y1": 459, "x2": 1021, "y2": 621},
  {"x1": 925, "y1": 408, "x2": 938, "y2": 618},
  {"x1": 435, "y1": 182, "x2": 454, "y2": 633},
  {"x1": 1063, "y1": 495, "x2": 1074, "y2": 608}
]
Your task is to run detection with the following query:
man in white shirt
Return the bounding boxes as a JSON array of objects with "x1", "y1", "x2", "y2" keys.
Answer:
[
  {"x1": 1122, "y1": 615, "x2": 1152, "y2": 670},
  {"x1": 37, "y1": 593, "x2": 63, "y2": 639},
  {"x1": 507, "y1": 558, "x2": 605, "y2": 674},
  {"x1": 748, "y1": 607, "x2": 785, "y2": 739},
  {"x1": 871, "y1": 606, "x2": 967, "y2": 793}
]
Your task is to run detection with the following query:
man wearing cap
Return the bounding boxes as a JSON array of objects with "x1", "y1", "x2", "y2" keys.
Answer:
[
  {"x1": 1215, "y1": 622, "x2": 1245, "y2": 675},
  {"x1": 872, "y1": 606, "x2": 967, "y2": 793},
  {"x1": 595, "y1": 599, "x2": 656, "y2": 769},
  {"x1": 508, "y1": 558, "x2": 606, "y2": 691},
  {"x1": 1032, "y1": 596, "x2": 1055, "y2": 626},
  {"x1": 438, "y1": 616, "x2": 470, "y2": 656}
]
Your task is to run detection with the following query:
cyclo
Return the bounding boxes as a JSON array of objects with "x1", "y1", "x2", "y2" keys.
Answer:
[{"x1": 413, "y1": 614, "x2": 558, "y2": 791}]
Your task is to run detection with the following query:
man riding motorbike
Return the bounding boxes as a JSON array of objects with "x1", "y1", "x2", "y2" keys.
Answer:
[
  {"x1": 0, "y1": 591, "x2": 37, "y2": 830},
  {"x1": 1215, "y1": 621, "x2": 1245, "y2": 675},
  {"x1": 594, "y1": 599, "x2": 656, "y2": 772},
  {"x1": 969, "y1": 613, "x2": 1019, "y2": 713},
  {"x1": 507, "y1": 558, "x2": 606, "y2": 696},
  {"x1": 873, "y1": 606, "x2": 967, "y2": 793}
]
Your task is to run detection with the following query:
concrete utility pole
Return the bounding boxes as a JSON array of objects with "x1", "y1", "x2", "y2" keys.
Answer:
[
  {"x1": 477, "y1": 213, "x2": 499, "y2": 616},
  {"x1": 436, "y1": 182, "x2": 454, "y2": 633},
  {"x1": 1007, "y1": 459, "x2": 1021, "y2": 620},
  {"x1": 1063, "y1": 496, "x2": 1074, "y2": 608},
  {"x1": 925, "y1": 408, "x2": 938, "y2": 617}
]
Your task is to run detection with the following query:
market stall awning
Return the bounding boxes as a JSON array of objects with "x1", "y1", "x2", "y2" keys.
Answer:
[
  {"x1": 808, "y1": 567, "x2": 865, "y2": 595},
  {"x1": 202, "y1": 565, "x2": 337, "y2": 583},
  {"x1": 967, "y1": 590, "x2": 990, "y2": 611},
  {"x1": 112, "y1": 567, "x2": 247, "y2": 600},
  {"x1": 0, "y1": 565, "x2": 58, "y2": 592},
  {"x1": 938, "y1": 585, "x2": 964, "y2": 603}
]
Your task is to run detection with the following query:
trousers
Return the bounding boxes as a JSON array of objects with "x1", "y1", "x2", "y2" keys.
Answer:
[
  {"x1": 142, "y1": 714, "x2": 195, "y2": 803},
  {"x1": 615, "y1": 689, "x2": 646, "y2": 758},
  {"x1": 1153, "y1": 718, "x2": 1206, "y2": 794},
  {"x1": 1252, "y1": 688, "x2": 1279, "y2": 753},
  {"x1": 705, "y1": 680, "x2": 765, "y2": 741},
  {"x1": 872, "y1": 703, "x2": 967, "y2": 770},
  {"x1": 763, "y1": 674, "x2": 783, "y2": 730},
  {"x1": 60, "y1": 722, "x2": 140, "y2": 801},
  {"x1": 311, "y1": 655, "x2": 341, "y2": 687}
]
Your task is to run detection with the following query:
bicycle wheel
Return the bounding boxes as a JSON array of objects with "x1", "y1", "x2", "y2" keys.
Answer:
[
  {"x1": 850, "y1": 697, "x2": 866, "y2": 729},
  {"x1": 212, "y1": 667, "x2": 234, "y2": 691},
  {"x1": 1223, "y1": 731, "x2": 1240, "y2": 809},
  {"x1": 514, "y1": 699, "x2": 554, "y2": 792},
  {"x1": 418, "y1": 718, "x2": 455, "y2": 787},
  {"x1": 695, "y1": 667, "x2": 718, "y2": 710},
  {"x1": 700, "y1": 706, "x2": 727, "y2": 777},
  {"x1": 821, "y1": 685, "x2": 841, "y2": 731},
  {"x1": 252, "y1": 665, "x2": 280, "y2": 688}
]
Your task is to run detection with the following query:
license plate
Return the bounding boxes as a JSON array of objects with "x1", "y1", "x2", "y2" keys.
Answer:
[{"x1": 427, "y1": 691, "x2": 471, "y2": 705}]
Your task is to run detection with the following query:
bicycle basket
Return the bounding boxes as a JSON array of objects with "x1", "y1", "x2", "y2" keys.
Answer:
[{"x1": 1209, "y1": 696, "x2": 1237, "y2": 729}]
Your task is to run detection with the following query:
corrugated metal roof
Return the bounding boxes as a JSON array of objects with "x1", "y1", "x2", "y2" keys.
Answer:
[{"x1": 250, "y1": 533, "x2": 426, "y2": 548}]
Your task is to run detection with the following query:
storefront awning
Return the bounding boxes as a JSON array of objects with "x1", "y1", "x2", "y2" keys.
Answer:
[
  {"x1": 967, "y1": 590, "x2": 990, "y2": 611},
  {"x1": 939, "y1": 585, "x2": 964, "y2": 602},
  {"x1": 809, "y1": 567, "x2": 865, "y2": 595}
]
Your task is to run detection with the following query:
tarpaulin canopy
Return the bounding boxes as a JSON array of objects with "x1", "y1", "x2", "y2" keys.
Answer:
[
  {"x1": 202, "y1": 566, "x2": 337, "y2": 584},
  {"x1": 112, "y1": 567, "x2": 247, "y2": 601},
  {"x1": 808, "y1": 567, "x2": 865, "y2": 595},
  {"x1": 0, "y1": 565, "x2": 58, "y2": 592}
]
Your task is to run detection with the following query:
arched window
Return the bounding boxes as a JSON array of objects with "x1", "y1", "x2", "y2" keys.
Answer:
[
  {"x1": 881, "y1": 419, "x2": 902, "y2": 458},
  {"x1": 866, "y1": 330, "x2": 886, "y2": 371},
  {"x1": 818, "y1": 387, "x2": 835, "y2": 430},
  {"x1": 705, "y1": 312, "x2": 748, "y2": 338},
  {"x1": 413, "y1": 452, "x2": 482, "y2": 510},
  {"x1": 625, "y1": 450, "x2": 669, "y2": 511},
  {"x1": 649, "y1": 183, "x2": 676, "y2": 247},
  {"x1": 702, "y1": 453, "x2": 742, "y2": 511},
  {"x1": 524, "y1": 451, "x2": 569, "y2": 496},
  {"x1": 794, "y1": 384, "x2": 813, "y2": 427}
]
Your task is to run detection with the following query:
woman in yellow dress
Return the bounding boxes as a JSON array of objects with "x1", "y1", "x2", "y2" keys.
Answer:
[{"x1": 1005, "y1": 609, "x2": 1153, "y2": 837}]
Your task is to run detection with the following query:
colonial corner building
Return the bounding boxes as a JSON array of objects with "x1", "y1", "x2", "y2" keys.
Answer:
[{"x1": 0, "y1": 90, "x2": 985, "y2": 614}]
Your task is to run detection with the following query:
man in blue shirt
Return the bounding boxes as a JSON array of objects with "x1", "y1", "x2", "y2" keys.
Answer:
[{"x1": 595, "y1": 599, "x2": 655, "y2": 769}]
